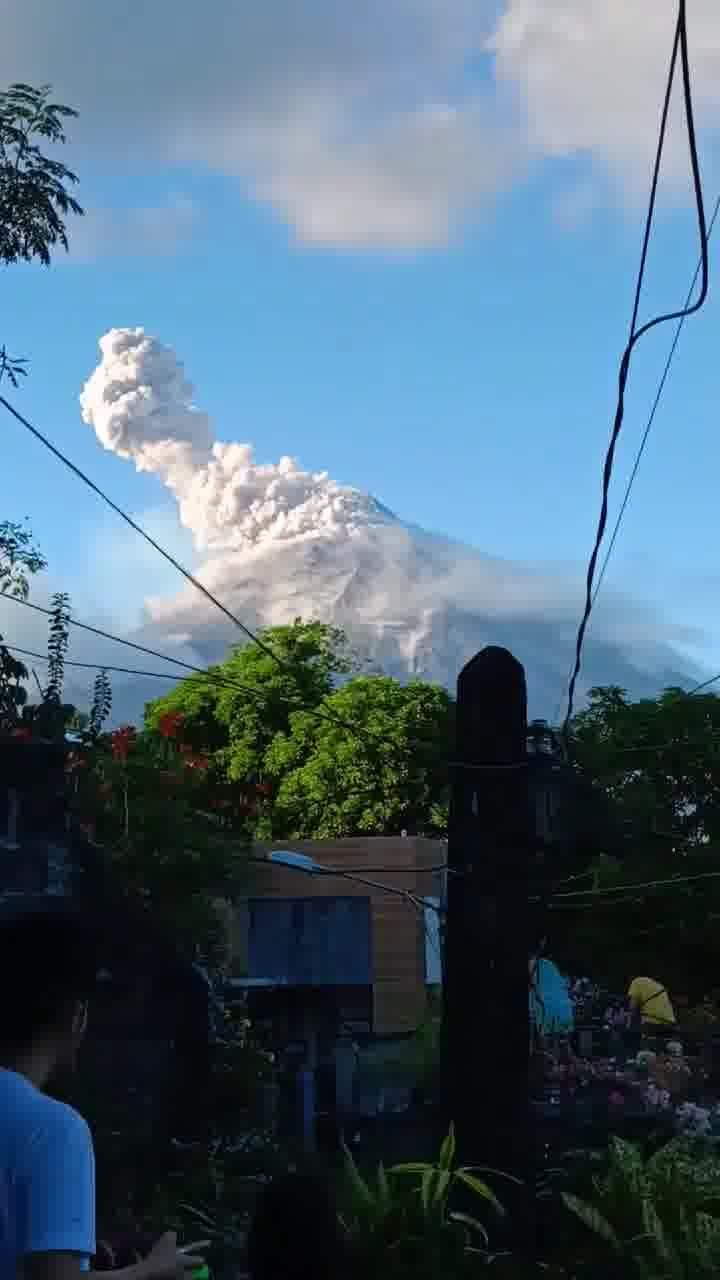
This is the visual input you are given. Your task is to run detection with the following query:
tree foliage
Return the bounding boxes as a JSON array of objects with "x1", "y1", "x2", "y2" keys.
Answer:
[
  {"x1": 572, "y1": 685, "x2": 720, "y2": 848},
  {"x1": 88, "y1": 669, "x2": 112, "y2": 741},
  {"x1": 68, "y1": 719, "x2": 250, "y2": 962},
  {"x1": 146, "y1": 620, "x2": 452, "y2": 838},
  {"x1": 0, "y1": 83, "x2": 83, "y2": 268},
  {"x1": 266, "y1": 674, "x2": 453, "y2": 838},
  {"x1": 0, "y1": 519, "x2": 47, "y2": 727},
  {"x1": 0, "y1": 518, "x2": 46, "y2": 597},
  {"x1": 552, "y1": 685, "x2": 720, "y2": 998},
  {"x1": 0, "y1": 81, "x2": 83, "y2": 385}
]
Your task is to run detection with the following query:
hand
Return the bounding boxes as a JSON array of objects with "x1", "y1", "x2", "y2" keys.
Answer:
[{"x1": 142, "y1": 1232, "x2": 208, "y2": 1280}]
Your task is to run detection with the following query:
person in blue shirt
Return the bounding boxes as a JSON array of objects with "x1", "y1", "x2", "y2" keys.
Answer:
[
  {"x1": 0, "y1": 901, "x2": 206, "y2": 1280},
  {"x1": 529, "y1": 938, "x2": 574, "y2": 1037}
]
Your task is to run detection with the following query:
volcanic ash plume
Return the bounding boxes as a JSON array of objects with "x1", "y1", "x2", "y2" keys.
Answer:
[
  {"x1": 80, "y1": 327, "x2": 382, "y2": 552},
  {"x1": 79, "y1": 327, "x2": 696, "y2": 711}
]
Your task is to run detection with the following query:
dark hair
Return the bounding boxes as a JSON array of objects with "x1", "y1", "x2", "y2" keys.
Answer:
[
  {"x1": 0, "y1": 899, "x2": 99, "y2": 1052},
  {"x1": 247, "y1": 1173, "x2": 344, "y2": 1280}
]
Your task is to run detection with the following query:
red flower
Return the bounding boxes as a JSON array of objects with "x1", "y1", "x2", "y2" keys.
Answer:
[
  {"x1": 110, "y1": 725, "x2": 136, "y2": 762},
  {"x1": 158, "y1": 711, "x2": 184, "y2": 739}
]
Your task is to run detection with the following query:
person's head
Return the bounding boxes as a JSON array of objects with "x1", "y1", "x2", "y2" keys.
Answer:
[
  {"x1": 0, "y1": 899, "x2": 99, "y2": 1084},
  {"x1": 247, "y1": 1173, "x2": 344, "y2": 1280}
]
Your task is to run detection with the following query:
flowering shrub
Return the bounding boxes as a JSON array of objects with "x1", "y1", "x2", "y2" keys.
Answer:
[{"x1": 536, "y1": 1037, "x2": 720, "y2": 1141}]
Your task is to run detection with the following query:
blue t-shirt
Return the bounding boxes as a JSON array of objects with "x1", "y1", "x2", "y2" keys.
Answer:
[{"x1": 0, "y1": 1069, "x2": 95, "y2": 1277}]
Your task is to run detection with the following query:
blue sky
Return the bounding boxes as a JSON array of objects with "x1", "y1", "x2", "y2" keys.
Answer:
[{"x1": 2, "y1": 0, "x2": 720, "y2": 700}]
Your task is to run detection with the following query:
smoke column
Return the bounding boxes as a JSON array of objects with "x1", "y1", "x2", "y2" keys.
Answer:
[{"x1": 80, "y1": 327, "x2": 380, "y2": 553}]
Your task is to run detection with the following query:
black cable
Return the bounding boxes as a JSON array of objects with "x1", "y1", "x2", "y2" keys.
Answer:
[
  {"x1": 6, "y1": 641, "x2": 440, "y2": 818},
  {"x1": 4, "y1": 644, "x2": 219, "y2": 686},
  {"x1": 0, "y1": 392, "x2": 359, "y2": 739},
  {"x1": 687, "y1": 672, "x2": 720, "y2": 696},
  {"x1": 591, "y1": 192, "x2": 720, "y2": 607},
  {"x1": 563, "y1": 0, "x2": 709, "y2": 738},
  {"x1": 0, "y1": 592, "x2": 374, "y2": 741},
  {"x1": 4, "y1": 622, "x2": 433, "y2": 808},
  {"x1": 551, "y1": 192, "x2": 720, "y2": 731}
]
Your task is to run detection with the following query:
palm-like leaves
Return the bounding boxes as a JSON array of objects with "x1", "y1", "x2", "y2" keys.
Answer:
[
  {"x1": 340, "y1": 1125, "x2": 507, "y2": 1277},
  {"x1": 563, "y1": 1138, "x2": 720, "y2": 1277}
]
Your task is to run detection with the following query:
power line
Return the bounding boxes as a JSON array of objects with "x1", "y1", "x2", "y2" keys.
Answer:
[
  {"x1": 591, "y1": 193, "x2": 720, "y2": 609},
  {"x1": 0, "y1": 636, "x2": 395, "y2": 769},
  {"x1": 0, "y1": 395, "x2": 362, "y2": 742},
  {"x1": 554, "y1": 869, "x2": 720, "y2": 899},
  {"x1": 6, "y1": 637, "x2": 445, "y2": 813},
  {"x1": 0, "y1": 592, "x2": 372, "y2": 741},
  {"x1": 4, "y1": 644, "x2": 217, "y2": 687},
  {"x1": 687, "y1": 672, "x2": 720, "y2": 696},
  {"x1": 550, "y1": 174, "x2": 718, "y2": 732},
  {"x1": 563, "y1": 0, "x2": 709, "y2": 737}
]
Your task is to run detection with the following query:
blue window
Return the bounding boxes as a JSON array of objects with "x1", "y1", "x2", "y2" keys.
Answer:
[{"x1": 248, "y1": 897, "x2": 372, "y2": 986}]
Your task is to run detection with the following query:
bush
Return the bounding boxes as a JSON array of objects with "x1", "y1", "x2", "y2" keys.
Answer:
[
  {"x1": 563, "y1": 1136, "x2": 720, "y2": 1277},
  {"x1": 339, "y1": 1125, "x2": 509, "y2": 1279}
]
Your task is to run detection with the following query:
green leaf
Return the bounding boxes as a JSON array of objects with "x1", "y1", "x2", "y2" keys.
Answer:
[
  {"x1": 562, "y1": 1193, "x2": 621, "y2": 1249},
  {"x1": 456, "y1": 1170, "x2": 504, "y2": 1216},
  {"x1": 376, "y1": 1162, "x2": 391, "y2": 1211},
  {"x1": 448, "y1": 1211, "x2": 489, "y2": 1245},
  {"x1": 343, "y1": 1142, "x2": 376, "y2": 1209},
  {"x1": 439, "y1": 1124, "x2": 456, "y2": 1172}
]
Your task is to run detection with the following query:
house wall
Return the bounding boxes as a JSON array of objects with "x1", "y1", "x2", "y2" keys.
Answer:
[{"x1": 244, "y1": 837, "x2": 445, "y2": 1035}]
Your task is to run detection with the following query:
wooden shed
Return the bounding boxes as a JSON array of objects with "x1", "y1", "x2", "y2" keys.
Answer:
[{"x1": 237, "y1": 837, "x2": 445, "y2": 1035}]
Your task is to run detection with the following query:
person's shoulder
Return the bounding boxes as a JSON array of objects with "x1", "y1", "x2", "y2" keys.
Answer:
[
  {"x1": 33, "y1": 1094, "x2": 92, "y2": 1150},
  {"x1": 2, "y1": 1075, "x2": 91, "y2": 1147}
]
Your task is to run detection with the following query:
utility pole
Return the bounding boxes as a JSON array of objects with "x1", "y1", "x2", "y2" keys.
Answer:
[{"x1": 442, "y1": 648, "x2": 533, "y2": 1247}]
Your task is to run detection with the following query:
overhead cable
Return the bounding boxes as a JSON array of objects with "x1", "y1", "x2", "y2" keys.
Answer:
[{"x1": 563, "y1": 0, "x2": 709, "y2": 737}]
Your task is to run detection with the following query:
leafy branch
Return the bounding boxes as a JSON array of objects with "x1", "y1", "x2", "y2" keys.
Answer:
[
  {"x1": 88, "y1": 669, "x2": 112, "y2": 741},
  {"x1": 44, "y1": 590, "x2": 70, "y2": 704},
  {"x1": 0, "y1": 518, "x2": 46, "y2": 599},
  {"x1": 0, "y1": 345, "x2": 27, "y2": 388},
  {"x1": 0, "y1": 82, "x2": 84, "y2": 267}
]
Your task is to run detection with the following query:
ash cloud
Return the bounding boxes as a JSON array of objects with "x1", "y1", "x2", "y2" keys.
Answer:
[{"x1": 78, "y1": 327, "x2": 702, "y2": 721}]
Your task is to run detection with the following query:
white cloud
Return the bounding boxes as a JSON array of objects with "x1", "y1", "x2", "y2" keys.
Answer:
[
  {"x1": 491, "y1": 0, "x2": 720, "y2": 198},
  {"x1": 66, "y1": 198, "x2": 196, "y2": 262},
  {"x1": 1, "y1": 0, "x2": 716, "y2": 249}
]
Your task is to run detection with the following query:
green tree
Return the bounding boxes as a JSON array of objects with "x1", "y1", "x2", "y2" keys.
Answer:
[
  {"x1": 0, "y1": 82, "x2": 83, "y2": 384},
  {"x1": 0, "y1": 81, "x2": 83, "y2": 710},
  {"x1": 572, "y1": 684, "x2": 720, "y2": 849},
  {"x1": 146, "y1": 619, "x2": 354, "y2": 781},
  {"x1": 552, "y1": 685, "x2": 720, "y2": 996},
  {"x1": 0, "y1": 83, "x2": 83, "y2": 268},
  {"x1": 267, "y1": 675, "x2": 452, "y2": 838},
  {"x1": 72, "y1": 724, "x2": 249, "y2": 964},
  {"x1": 0, "y1": 519, "x2": 47, "y2": 728},
  {"x1": 146, "y1": 620, "x2": 453, "y2": 839}
]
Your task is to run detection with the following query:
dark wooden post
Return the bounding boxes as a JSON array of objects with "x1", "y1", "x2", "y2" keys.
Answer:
[{"x1": 442, "y1": 648, "x2": 533, "y2": 1240}]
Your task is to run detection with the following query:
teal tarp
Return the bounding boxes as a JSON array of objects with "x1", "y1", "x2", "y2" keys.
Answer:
[{"x1": 530, "y1": 958, "x2": 574, "y2": 1034}]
